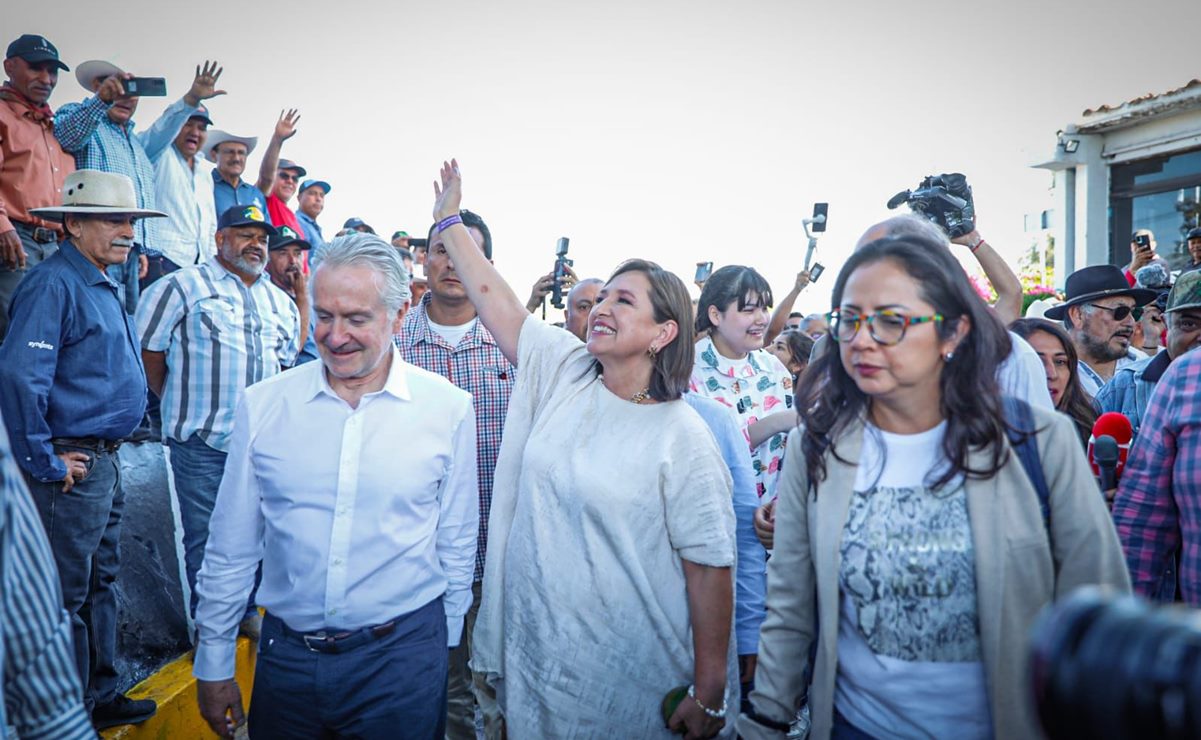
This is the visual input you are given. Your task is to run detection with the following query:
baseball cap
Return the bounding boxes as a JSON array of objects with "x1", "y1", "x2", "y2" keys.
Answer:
[
  {"x1": 1186, "y1": 226, "x2": 1201, "y2": 241},
  {"x1": 269, "y1": 225, "x2": 311, "y2": 251},
  {"x1": 1166, "y1": 270, "x2": 1201, "y2": 314},
  {"x1": 299, "y1": 179, "x2": 330, "y2": 195},
  {"x1": 6, "y1": 34, "x2": 68, "y2": 71},
  {"x1": 188, "y1": 104, "x2": 213, "y2": 126},
  {"x1": 217, "y1": 204, "x2": 277, "y2": 235},
  {"x1": 391, "y1": 230, "x2": 409, "y2": 241},
  {"x1": 277, "y1": 159, "x2": 307, "y2": 177},
  {"x1": 343, "y1": 217, "x2": 373, "y2": 231}
]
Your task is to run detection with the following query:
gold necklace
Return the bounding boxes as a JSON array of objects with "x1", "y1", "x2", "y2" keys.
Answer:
[{"x1": 600, "y1": 375, "x2": 652, "y2": 404}]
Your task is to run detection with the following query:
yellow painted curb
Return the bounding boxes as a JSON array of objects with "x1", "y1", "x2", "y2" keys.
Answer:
[{"x1": 100, "y1": 637, "x2": 257, "y2": 739}]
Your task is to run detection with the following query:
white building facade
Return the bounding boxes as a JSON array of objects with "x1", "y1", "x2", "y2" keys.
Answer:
[{"x1": 1034, "y1": 80, "x2": 1201, "y2": 282}]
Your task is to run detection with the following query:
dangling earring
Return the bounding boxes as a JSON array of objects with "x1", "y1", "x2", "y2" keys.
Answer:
[{"x1": 944, "y1": 350, "x2": 955, "y2": 362}]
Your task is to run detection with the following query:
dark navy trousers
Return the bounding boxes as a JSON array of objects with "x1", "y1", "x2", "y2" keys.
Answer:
[{"x1": 249, "y1": 597, "x2": 448, "y2": 740}]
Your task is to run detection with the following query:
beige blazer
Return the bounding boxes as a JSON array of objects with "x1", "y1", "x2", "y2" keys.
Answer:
[{"x1": 738, "y1": 406, "x2": 1131, "y2": 740}]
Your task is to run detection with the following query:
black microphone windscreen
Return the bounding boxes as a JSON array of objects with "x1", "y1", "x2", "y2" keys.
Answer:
[{"x1": 1094, "y1": 435, "x2": 1120, "y2": 465}]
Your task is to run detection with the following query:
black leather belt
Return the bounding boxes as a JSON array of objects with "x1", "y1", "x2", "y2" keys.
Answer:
[
  {"x1": 15, "y1": 222, "x2": 60, "y2": 244},
  {"x1": 49, "y1": 437, "x2": 123, "y2": 454},
  {"x1": 271, "y1": 614, "x2": 398, "y2": 655}
]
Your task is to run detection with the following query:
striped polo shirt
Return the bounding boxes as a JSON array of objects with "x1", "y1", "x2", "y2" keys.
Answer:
[{"x1": 135, "y1": 257, "x2": 300, "y2": 452}]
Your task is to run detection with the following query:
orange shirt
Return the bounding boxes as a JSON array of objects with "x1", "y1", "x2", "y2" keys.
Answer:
[{"x1": 0, "y1": 89, "x2": 74, "y2": 234}]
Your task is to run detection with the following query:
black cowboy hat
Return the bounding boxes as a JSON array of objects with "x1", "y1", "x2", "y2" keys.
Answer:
[{"x1": 1044, "y1": 265, "x2": 1157, "y2": 320}]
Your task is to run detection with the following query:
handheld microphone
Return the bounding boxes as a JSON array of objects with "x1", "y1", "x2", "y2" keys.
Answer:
[
  {"x1": 1093, "y1": 435, "x2": 1120, "y2": 491},
  {"x1": 1087, "y1": 412, "x2": 1133, "y2": 479}
]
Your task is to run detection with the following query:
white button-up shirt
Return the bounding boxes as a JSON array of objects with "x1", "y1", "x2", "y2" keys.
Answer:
[
  {"x1": 192, "y1": 349, "x2": 479, "y2": 681},
  {"x1": 151, "y1": 142, "x2": 217, "y2": 268}
]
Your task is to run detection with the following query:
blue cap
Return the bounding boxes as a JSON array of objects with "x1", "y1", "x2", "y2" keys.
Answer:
[
  {"x1": 343, "y1": 217, "x2": 372, "y2": 231},
  {"x1": 6, "y1": 34, "x2": 68, "y2": 71},
  {"x1": 299, "y1": 179, "x2": 330, "y2": 195},
  {"x1": 217, "y1": 204, "x2": 277, "y2": 235}
]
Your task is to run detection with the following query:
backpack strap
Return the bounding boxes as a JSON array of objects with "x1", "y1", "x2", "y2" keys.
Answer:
[{"x1": 1001, "y1": 396, "x2": 1051, "y2": 531}]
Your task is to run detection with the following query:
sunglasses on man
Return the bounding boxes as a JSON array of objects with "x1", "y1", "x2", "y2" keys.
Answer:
[{"x1": 1089, "y1": 303, "x2": 1143, "y2": 322}]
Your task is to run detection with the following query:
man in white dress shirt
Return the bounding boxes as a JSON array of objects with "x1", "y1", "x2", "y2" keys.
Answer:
[{"x1": 193, "y1": 232, "x2": 479, "y2": 739}]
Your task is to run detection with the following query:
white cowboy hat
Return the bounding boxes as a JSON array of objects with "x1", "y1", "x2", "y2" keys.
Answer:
[
  {"x1": 1024, "y1": 297, "x2": 1064, "y2": 320},
  {"x1": 29, "y1": 170, "x2": 167, "y2": 221},
  {"x1": 205, "y1": 130, "x2": 258, "y2": 162},
  {"x1": 75, "y1": 60, "x2": 124, "y2": 91}
]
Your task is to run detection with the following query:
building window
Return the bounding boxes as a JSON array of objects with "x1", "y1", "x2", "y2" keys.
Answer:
[{"x1": 1110, "y1": 148, "x2": 1201, "y2": 269}]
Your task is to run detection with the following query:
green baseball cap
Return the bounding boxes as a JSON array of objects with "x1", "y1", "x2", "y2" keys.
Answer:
[{"x1": 1166, "y1": 270, "x2": 1201, "y2": 313}]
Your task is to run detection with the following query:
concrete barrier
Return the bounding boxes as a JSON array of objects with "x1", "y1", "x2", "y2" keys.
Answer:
[{"x1": 100, "y1": 637, "x2": 256, "y2": 740}]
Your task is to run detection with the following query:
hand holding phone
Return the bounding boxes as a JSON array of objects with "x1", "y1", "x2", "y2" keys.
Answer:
[
  {"x1": 808, "y1": 263, "x2": 825, "y2": 283},
  {"x1": 125, "y1": 77, "x2": 168, "y2": 97}
]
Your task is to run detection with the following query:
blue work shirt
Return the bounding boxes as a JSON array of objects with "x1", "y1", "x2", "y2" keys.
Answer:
[
  {"x1": 211, "y1": 168, "x2": 270, "y2": 224},
  {"x1": 683, "y1": 392, "x2": 768, "y2": 655},
  {"x1": 296, "y1": 210, "x2": 326, "y2": 260},
  {"x1": 0, "y1": 241, "x2": 147, "y2": 482}
]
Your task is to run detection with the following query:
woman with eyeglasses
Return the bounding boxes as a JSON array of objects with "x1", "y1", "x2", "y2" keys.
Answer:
[
  {"x1": 1009, "y1": 318, "x2": 1098, "y2": 447},
  {"x1": 691, "y1": 266, "x2": 795, "y2": 502},
  {"x1": 737, "y1": 235, "x2": 1129, "y2": 740},
  {"x1": 428, "y1": 162, "x2": 737, "y2": 739}
]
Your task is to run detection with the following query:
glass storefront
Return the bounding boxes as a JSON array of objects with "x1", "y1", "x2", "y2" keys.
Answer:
[{"x1": 1110, "y1": 148, "x2": 1201, "y2": 269}]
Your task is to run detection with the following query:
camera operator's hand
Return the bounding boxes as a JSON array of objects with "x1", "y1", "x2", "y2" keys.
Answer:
[
  {"x1": 526, "y1": 271, "x2": 554, "y2": 313},
  {"x1": 950, "y1": 229, "x2": 983, "y2": 250},
  {"x1": 794, "y1": 269, "x2": 812, "y2": 293}
]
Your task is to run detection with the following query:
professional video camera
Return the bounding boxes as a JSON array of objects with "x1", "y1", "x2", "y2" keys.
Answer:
[
  {"x1": 1029, "y1": 587, "x2": 1201, "y2": 740},
  {"x1": 886, "y1": 173, "x2": 976, "y2": 238},
  {"x1": 550, "y1": 237, "x2": 572, "y2": 310}
]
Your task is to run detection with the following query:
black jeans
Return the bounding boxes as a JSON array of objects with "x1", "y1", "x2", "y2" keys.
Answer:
[{"x1": 24, "y1": 445, "x2": 125, "y2": 710}]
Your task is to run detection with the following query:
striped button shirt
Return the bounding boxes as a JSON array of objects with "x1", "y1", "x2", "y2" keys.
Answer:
[
  {"x1": 135, "y1": 258, "x2": 300, "y2": 452},
  {"x1": 54, "y1": 96, "x2": 198, "y2": 257},
  {"x1": 1113, "y1": 349, "x2": 1201, "y2": 603},
  {"x1": 0, "y1": 421, "x2": 93, "y2": 740},
  {"x1": 395, "y1": 294, "x2": 515, "y2": 582}
]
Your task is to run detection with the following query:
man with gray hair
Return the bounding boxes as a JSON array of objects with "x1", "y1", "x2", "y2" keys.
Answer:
[{"x1": 195, "y1": 232, "x2": 479, "y2": 739}]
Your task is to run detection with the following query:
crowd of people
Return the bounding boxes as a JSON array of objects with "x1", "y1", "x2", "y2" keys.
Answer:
[{"x1": 2, "y1": 31, "x2": 1201, "y2": 740}]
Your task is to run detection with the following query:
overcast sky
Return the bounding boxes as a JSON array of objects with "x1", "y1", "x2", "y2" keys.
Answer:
[{"x1": 12, "y1": 0, "x2": 1201, "y2": 318}]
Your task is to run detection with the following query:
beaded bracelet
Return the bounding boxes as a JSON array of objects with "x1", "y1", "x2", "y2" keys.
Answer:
[
  {"x1": 435, "y1": 214, "x2": 463, "y2": 233},
  {"x1": 687, "y1": 684, "x2": 728, "y2": 719}
]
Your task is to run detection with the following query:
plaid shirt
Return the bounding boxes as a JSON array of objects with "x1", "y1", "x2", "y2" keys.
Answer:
[
  {"x1": 395, "y1": 294, "x2": 515, "y2": 581},
  {"x1": 135, "y1": 257, "x2": 300, "y2": 452},
  {"x1": 1113, "y1": 349, "x2": 1201, "y2": 603},
  {"x1": 54, "y1": 96, "x2": 197, "y2": 257}
]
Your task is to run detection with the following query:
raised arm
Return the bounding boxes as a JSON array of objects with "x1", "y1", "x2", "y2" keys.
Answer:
[
  {"x1": 952, "y1": 228, "x2": 1022, "y2": 325},
  {"x1": 255, "y1": 109, "x2": 299, "y2": 195},
  {"x1": 432, "y1": 160, "x2": 528, "y2": 364},
  {"x1": 766, "y1": 269, "x2": 811, "y2": 341}
]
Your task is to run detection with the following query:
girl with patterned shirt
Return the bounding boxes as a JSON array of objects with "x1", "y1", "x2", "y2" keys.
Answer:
[{"x1": 691, "y1": 266, "x2": 795, "y2": 502}]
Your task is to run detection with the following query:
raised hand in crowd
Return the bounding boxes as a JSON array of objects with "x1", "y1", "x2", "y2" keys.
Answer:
[
  {"x1": 183, "y1": 60, "x2": 226, "y2": 108},
  {"x1": 765, "y1": 267, "x2": 812, "y2": 342},
  {"x1": 525, "y1": 263, "x2": 579, "y2": 313},
  {"x1": 431, "y1": 159, "x2": 527, "y2": 363},
  {"x1": 950, "y1": 216, "x2": 1022, "y2": 324},
  {"x1": 256, "y1": 108, "x2": 301, "y2": 194}
]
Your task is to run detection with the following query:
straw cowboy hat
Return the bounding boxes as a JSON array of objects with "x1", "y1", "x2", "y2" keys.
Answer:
[
  {"x1": 29, "y1": 170, "x2": 167, "y2": 221},
  {"x1": 75, "y1": 59, "x2": 123, "y2": 90},
  {"x1": 205, "y1": 130, "x2": 258, "y2": 162}
]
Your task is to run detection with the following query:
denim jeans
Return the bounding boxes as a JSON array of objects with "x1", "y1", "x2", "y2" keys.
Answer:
[
  {"x1": 250, "y1": 598, "x2": 448, "y2": 739},
  {"x1": 0, "y1": 225, "x2": 58, "y2": 340},
  {"x1": 24, "y1": 445, "x2": 124, "y2": 710},
  {"x1": 165, "y1": 434, "x2": 229, "y2": 618}
]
